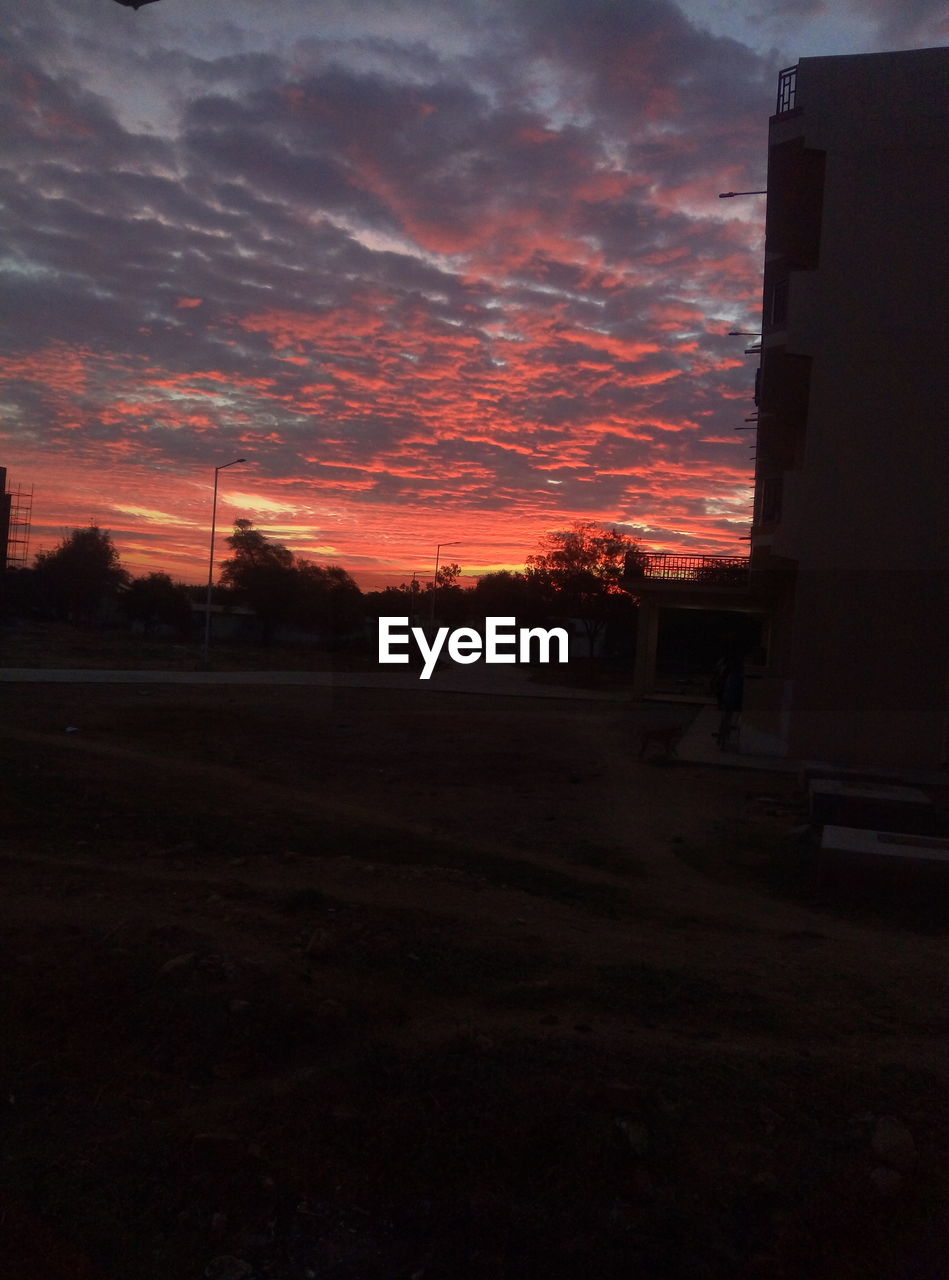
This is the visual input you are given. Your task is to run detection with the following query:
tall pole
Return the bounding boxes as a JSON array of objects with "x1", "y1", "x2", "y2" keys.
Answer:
[
  {"x1": 429, "y1": 540, "x2": 461, "y2": 626},
  {"x1": 203, "y1": 457, "x2": 245, "y2": 662}
]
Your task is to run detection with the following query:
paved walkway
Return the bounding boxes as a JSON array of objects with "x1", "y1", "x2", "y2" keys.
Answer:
[
  {"x1": 675, "y1": 703, "x2": 798, "y2": 773},
  {"x1": 0, "y1": 664, "x2": 630, "y2": 701},
  {"x1": 675, "y1": 703, "x2": 949, "y2": 786}
]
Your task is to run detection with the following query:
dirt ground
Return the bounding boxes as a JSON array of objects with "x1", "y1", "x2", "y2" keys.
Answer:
[{"x1": 2, "y1": 679, "x2": 948, "y2": 1279}]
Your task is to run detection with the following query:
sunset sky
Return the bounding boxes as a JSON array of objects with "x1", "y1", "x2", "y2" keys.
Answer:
[{"x1": 1, "y1": 0, "x2": 944, "y2": 588}]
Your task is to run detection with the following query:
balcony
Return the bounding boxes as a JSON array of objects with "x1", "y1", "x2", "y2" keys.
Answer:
[
  {"x1": 764, "y1": 138, "x2": 825, "y2": 268},
  {"x1": 626, "y1": 552, "x2": 750, "y2": 586},
  {"x1": 776, "y1": 65, "x2": 798, "y2": 116}
]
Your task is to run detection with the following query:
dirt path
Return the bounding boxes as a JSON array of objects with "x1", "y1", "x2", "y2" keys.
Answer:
[{"x1": 2, "y1": 683, "x2": 949, "y2": 1279}]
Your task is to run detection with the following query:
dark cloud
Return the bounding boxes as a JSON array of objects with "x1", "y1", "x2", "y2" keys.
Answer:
[{"x1": 845, "y1": 0, "x2": 948, "y2": 46}]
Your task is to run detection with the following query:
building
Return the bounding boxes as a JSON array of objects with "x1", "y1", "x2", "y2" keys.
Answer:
[
  {"x1": 632, "y1": 48, "x2": 949, "y2": 773},
  {"x1": 742, "y1": 48, "x2": 949, "y2": 771}
]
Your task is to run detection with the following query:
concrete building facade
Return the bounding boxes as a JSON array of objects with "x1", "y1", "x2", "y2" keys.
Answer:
[{"x1": 742, "y1": 48, "x2": 949, "y2": 770}]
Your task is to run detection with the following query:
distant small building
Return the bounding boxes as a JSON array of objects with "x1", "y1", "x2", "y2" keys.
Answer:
[{"x1": 190, "y1": 600, "x2": 257, "y2": 641}]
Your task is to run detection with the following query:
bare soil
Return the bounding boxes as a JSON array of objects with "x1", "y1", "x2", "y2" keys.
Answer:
[{"x1": 2, "y1": 679, "x2": 948, "y2": 1279}]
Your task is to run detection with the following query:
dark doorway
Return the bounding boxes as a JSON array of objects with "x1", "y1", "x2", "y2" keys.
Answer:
[{"x1": 655, "y1": 608, "x2": 765, "y2": 691}]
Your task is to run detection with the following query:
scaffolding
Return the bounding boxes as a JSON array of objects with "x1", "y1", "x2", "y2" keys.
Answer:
[
  {"x1": 0, "y1": 467, "x2": 33, "y2": 571},
  {"x1": 5, "y1": 483, "x2": 33, "y2": 567}
]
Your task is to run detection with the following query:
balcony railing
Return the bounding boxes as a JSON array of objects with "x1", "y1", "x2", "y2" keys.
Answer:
[
  {"x1": 776, "y1": 65, "x2": 798, "y2": 115},
  {"x1": 626, "y1": 552, "x2": 750, "y2": 586}
]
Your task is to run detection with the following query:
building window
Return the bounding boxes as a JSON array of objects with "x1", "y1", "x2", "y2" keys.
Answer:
[{"x1": 768, "y1": 278, "x2": 789, "y2": 327}]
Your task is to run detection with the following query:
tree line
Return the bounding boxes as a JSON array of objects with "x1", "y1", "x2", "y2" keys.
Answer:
[{"x1": 6, "y1": 518, "x2": 645, "y2": 656}]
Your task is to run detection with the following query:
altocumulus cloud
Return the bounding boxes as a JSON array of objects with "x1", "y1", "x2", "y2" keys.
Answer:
[{"x1": 0, "y1": 0, "x2": 930, "y2": 580}]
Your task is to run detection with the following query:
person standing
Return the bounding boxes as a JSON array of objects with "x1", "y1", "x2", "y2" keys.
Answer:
[{"x1": 714, "y1": 649, "x2": 744, "y2": 749}]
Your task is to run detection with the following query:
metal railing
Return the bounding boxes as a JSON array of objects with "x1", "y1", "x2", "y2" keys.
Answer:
[
  {"x1": 776, "y1": 65, "x2": 798, "y2": 115},
  {"x1": 627, "y1": 553, "x2": 750, "y2": 585}
]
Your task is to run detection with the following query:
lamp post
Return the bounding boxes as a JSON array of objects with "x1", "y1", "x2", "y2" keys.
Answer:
[
  {"x1": 203, "y1": 457, "x2": 245, "y2": 662},
  {"x1": 430, "y1": 541, "x2": 461, "y2": 626}
]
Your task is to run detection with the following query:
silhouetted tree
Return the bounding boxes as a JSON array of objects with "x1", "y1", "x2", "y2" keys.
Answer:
[
  {"x1": 526, "y1": 521, "x2": 643, "y2": 657},
  {"x1": 220, "y1": 520, "x2": 297, "y2": 645},
  {"x1": 219, "y1": 521, "x2": 365, "y2": 647},
  {"x1": 33, "y1": 525, "x2": 130, "y2": 623},
  {"x1": 434, "y1": 562, "x2": 461, "y2": 590},
  {"x1": 294, "y1": 561, "x2": 364, "y2": 643},
  {"x1": 469, "y1": 570, "x2": 547, "y2": 628},
  {"x1": 364, "y1": 580, "x2": 424, "y2": 624},
  {"x1": 422, "y1": 563, "x2": 469, "y2": 625},
  {"x1": 123, "y1": 572, "x2": 193, "y2": 639}
]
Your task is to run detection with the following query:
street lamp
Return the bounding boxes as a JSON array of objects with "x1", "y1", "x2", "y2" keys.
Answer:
[
  {"x1": 718, "y1": 190, "x2": 767, "y2": 198},
  {"x1": 430, "y1": 540, "x2": 461, "y2": 626},
  {"x1": 203, "y1": 457, "x2": 245, "y2": 662}
]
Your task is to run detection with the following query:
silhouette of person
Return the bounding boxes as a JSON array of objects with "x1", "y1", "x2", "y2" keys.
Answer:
[{"x1": 714, "y1": 646, "x2": 744, "y2": 749}]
